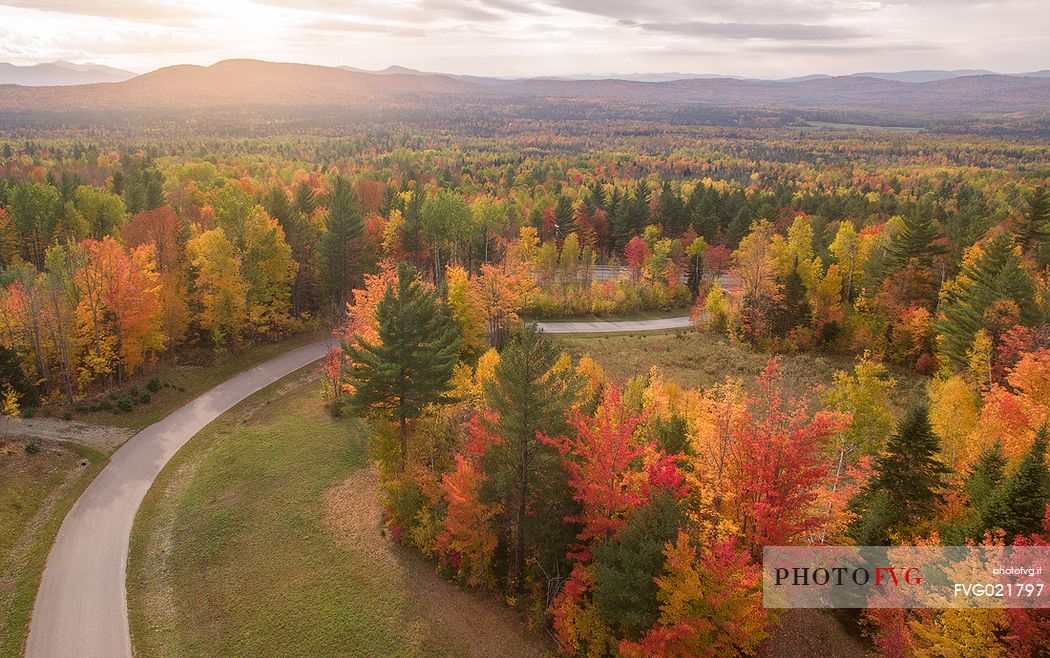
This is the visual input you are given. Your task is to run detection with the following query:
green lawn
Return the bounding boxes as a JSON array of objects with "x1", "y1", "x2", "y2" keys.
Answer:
[
  {"x1": 128, "y1": 372, "x2": 544, "y2": 657},
  {"x1": 0, "y1": 440, "x2": 105, "y2": 657}
]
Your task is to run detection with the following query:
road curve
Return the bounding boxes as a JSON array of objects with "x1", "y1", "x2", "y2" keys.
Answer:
[
  {"x1": 26, "y1": 340, "x2": 329, "y2": 658},
  {"x1": 535, "y1": 315, "x2": 692, "y2": 334}
]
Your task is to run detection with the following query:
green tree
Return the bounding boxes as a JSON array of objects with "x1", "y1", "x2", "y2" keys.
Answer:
[
  {"x1": 848, "y1": 405, "x2": 949, "y2": 545},
  {"x1": 122, "y1": 167, "x2": 164, "y2": 213},
  {"x1": 343, "y1": 263, "x2": 460, "y2": 468},
  {"x1": 823, "y1": 355, "x2": 897, "y2": 491},
  {"x1": 886, "y1": 209, "x2": 945, "y2": 271},
  {"x1": 592, "y1": 491, "x2": 682, "y2": 639},
  {"x1": 774, "y1": 258, "x2": 810, "y2": 336},
  {"x1": 322, "y1": 176, "x2": 364, "y2": 307},
  {"x1": 993, "y1": 425, "x2": 1050, "y2": 541},
  {"x1": 482, "y1": 325, "x2": 577, "y2": 589},
  {"x1": 685, "y1": 235, "x2": 707, "y2": 297},
  {"x1": 956, "y1": 441, "x2": 1007, "y2": 541},
  {"x1": 937, "y1": 233, "x2": 1037, "y2": 370},
  {"x1": 553, "y1": 195, "x2": 574, "y2": 236},
  {"x1": 421, "y1": 189, "x2": 471, "y2": 282},
  {"x1": 9, "y1": 182, "x2": 61, "y2": 268},
  {"x1": 73, "y1": 185, "x2": 126, "y2": 239},
  {"x1": 292, "y1": 181, "x2": 317, "y2": 217},
  {"x1": 264, "y1": 186, "x2": 319, "y2": 315},
  {"x1": 658, "y1": 181, "x2": 687, "y2": 237},
  {"x1": 1012, "y1": 186, "x2": 1050, "y2": 260}
]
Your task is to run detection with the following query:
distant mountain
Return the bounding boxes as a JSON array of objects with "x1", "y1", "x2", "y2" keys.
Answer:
[
  {"x1": 498, "y1": 73, "x2": 1050, "y2": 115},
  {"x1": 334, "y1": 64, "x2": 1050, "y2": 86},
  {"x1": 850, "y1": 69, "x2": 995, "y2": 83},
  {"x1": 778, "y1": 74, "x2": 832, "y2": 83},
  {"x1": 1, "y1": 59, "x2": 1048, "y2": 121},
  {"x1": 0, "y1": 61, "x2": 135, "y2": 86},
  {"x1": 534, "y1": 72, "x2": 740, "y2": 83},
  {"x1": 339, "y1": 64, "x2": 431, "y2": 76}
]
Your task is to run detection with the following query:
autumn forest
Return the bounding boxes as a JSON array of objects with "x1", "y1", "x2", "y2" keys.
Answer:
[{"x1": 1, "y1": 75, "x2": 1049, "y2": 657}]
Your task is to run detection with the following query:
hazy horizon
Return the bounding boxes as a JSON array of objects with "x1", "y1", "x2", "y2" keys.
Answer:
[{"x1": 0, "y1": 0, "x2": 1047, "y2": 78}]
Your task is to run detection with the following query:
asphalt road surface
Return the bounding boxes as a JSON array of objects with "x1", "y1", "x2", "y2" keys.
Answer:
[
  {"x1": 26, "y1": 340, "x2": 329, "y2": 658},
  {"x1": 536, "y1": 315, "x2": 692, "y2": 334}
]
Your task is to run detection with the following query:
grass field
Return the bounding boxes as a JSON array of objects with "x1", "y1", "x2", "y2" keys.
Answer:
[
  {"x1": 525, "y1": 306, "x2": 691, "y2": 323},
  {"x1": 0, "y1": 331, "x2": 327, "y2": 655},
  {"x1": 128, "y1": 370, "x2": 545, "y2": 657},
  {"x1": 553, "y1": 329, "x2": 923, "y2": 406},
  {"x1": 0, "y1": 440, "x2": 105, "y2": 656}
]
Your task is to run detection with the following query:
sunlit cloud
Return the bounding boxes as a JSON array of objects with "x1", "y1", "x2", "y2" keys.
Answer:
[{"x1": 0, "y1": 0, "x2": 1045, "y2": 77}]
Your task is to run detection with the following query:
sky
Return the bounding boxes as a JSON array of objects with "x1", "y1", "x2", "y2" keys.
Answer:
[{"x1": 0, "y1": 0, "x2": 1047, "y2": 78}]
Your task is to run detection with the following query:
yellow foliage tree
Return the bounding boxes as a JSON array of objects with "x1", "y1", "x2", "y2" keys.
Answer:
[
  {"x1": 187, "y1": 228, "x2": 248, "y2": 348},
  {"x1": 928, "y1": 375, "x2": 980, "y2": 472}
]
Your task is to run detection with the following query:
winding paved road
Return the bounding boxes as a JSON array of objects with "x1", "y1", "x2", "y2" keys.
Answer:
[
  {"x1": 536, "y1": 315, "x2": 692, "y2": 334},
  {"x1": 26, "y1": 340, "x2": 329, "y2": 658},
  {"x1": 25, "y1": 316, "x2": 682, "y2": 657}
]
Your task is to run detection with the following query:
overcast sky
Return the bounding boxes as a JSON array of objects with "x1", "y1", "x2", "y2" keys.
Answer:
[{"x1": 0, "y1": 0, "x2": 1047, "y2": 77}]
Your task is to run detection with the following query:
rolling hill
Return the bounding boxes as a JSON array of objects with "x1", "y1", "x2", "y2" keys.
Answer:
[
  {"x1": 0, "y1": 61, "x2": 135, "y2": 86},
  {"x1": 1, "y1": 59, "x2": 1048, "y2": 123}
]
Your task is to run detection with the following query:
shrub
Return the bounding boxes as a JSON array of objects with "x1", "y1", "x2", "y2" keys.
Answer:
[
  {"x1": 24, "y1": 439, "x2": 40, "y2": 454},
  {"x1": 147, "y1": 378, "x2": 162, "y2": 392},
  {"x1": 116, "y1": 393, "x2": 135, "y2": 413},
  {"x1": 139, "y1": 392, "x2": 151, "y2": 405}
]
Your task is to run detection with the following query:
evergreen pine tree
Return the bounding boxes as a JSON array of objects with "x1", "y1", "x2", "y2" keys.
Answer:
[
  {"x1": 0, "y1": 344, "x2": 39, "y2": 408},
  {"x1": 936, "y1": 232, "x2": 1037, "y2": 369},
  {"x1": 589, "y1": 181, "x2": 606, "y2": 212},
  {"x1": 292, "y1": 180, "x2": 317, "y2": 217},
  {"x1": 592, "y1": 491, "x2": 682, "y2": 639},
  {"x1": 1012, "y1": 186, "x2": 1050, "y2": 257},
  {"x1": 885, "y1": 208, "x2": 946, "y2": 270},
  {"x1": 321, "y1": 175, "x2": 364, "y2": 307},
  {"x1": 482, "y1": 325, "x2": 577, "y2": 590},
  {"x1": 957, "y1": 441, "x2": 1007, "y2": 540},
  {"x1": 264, "y1": 186, "x2": 316, "y2": 314},
  {"x1": 630, "y1": 181, "x2": 651, "y2": 235},
  {"x1": 774, "y1": 258, "x2": 811, "y2": 336},
  {"x1": 610, "y1": 190, "x2": 633, "y2": 252},
  {"x1": 725, "y1": 207, "x2": 752, "y2": 248},
  {"x1": 993, "y1": 425, "x2": 1050, "y2": 541},
  {"x1": 967, "y1": 441, "x2": 1007, "y2": 510},
  {"x1": 554, "y1": 195, "x2": 574, "y2": 236},
  {"x1": 848, "y1": 405, "x2": 949, "y2": 545},
  {"x1": 401, "y1": 185, "x2": 425, "y2": 268},
  {"x1": 658, "y1": 181, "x2": 687, "y2": 237},
  {"x1": 343, "y1": 263, "x2": 461, "y2": 468}
]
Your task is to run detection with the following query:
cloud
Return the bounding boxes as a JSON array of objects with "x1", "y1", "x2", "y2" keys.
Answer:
[
  {"x1": 418, "y1": 0, "x2": 506, "y2": 21},
  {"x1": 302, "y1": 19, "x2": 426, "y2": 37},
  {"x1": 638, "y1": 21, "x2": 865, "y2": 41},
  {"x1": 475, "y1": 0, "x2": 549, "y2": 15},
  {"x1": 752, "y1": 41, "x2": 939, "y2": 55},
  {"x1": 247, "y1": 0, "x2": 509, "y2": 23},
  {"x1": 0, "y1": 0, "x2": 205, "y2": 25}
]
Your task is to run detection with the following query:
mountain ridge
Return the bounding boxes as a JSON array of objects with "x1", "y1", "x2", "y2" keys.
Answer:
[
  {"x1": 0, "y1": 61, "x2": 135, "y2": 86},
  {"x1": 1, "y1": 59, "x2": 1048, "y2": 120}
]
